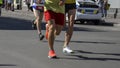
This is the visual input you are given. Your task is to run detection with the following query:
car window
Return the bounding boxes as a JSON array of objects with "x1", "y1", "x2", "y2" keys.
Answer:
[{"x1": 78, "y1": 2, "x2": 99, "y2": 8}]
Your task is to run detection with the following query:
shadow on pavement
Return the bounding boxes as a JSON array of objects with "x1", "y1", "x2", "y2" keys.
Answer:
[
  {"x1": 0, "y1": 16, "x2": 110, "y2": 32},
  {"x1": 100, "y1": 21, "x2": 114, "y2": 26},
  {"x1": 74, "y1": 50, "x2": 120, "y2": 56},
  {"x1": 55, "y1": 40, "x2": 117, "y2": 45},
  {"x1": 75, "y1": 20, "x2": 114, "y2": 26},
  {"x1": 0, "y1": 64, "x2": 17, "y2": 66},
  {"x1": 0, "y1": 16, "x2": 45, "y2": 30},
  {"x1": 63, "y1": 26, "x2": 107, "y2": 32},
  {"x1": 58, "y1": 50, "x2": 120, "y2": 61},
  {"x1": 59, "y1": 55, "x2": 120, "y2": 61}
]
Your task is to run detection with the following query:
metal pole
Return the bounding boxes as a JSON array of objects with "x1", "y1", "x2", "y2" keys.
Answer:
[{"x1": 114, "y1": 8, "x2": 118, "y2": 19}]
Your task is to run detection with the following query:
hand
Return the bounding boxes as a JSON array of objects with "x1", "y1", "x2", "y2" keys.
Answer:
[{"x1": 59, "y1": 0, "x2": 65, "y2": 6}]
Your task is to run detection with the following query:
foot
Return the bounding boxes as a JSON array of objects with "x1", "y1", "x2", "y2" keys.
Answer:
[
  {"x1": 63, "y1": 46, "x2": 74, "y2": 54},
  {"x1": 32, "y1": 20, "x2": 36, "y2": 29},
  {"x1": 48, "y1": 50, "x2": 57, "y2": 59},
  {"x1": 39, "y1": 33, "x2": 44, "y2": 40}
]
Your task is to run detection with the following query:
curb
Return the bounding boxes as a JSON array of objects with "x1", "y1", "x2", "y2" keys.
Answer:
[
  {"x1": 103, "y1": 18, "x2": 120, "y2": 27},
  {"x1": 114, "y1": 23, "x2": 120, "y2": 27}
]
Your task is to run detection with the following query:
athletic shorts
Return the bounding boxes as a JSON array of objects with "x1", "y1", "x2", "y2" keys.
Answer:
[
  {"x1": 32, "y1": 6, "x2": 44, "y2": 12},
  {"x1": 44, "y1": 10, "x2": 65, "y2": 26},
  {"x1": 0, "y1": 4, "x2": 2, "y2": 7},
  {"x1": 65, "y1": 3, "x2": 76, "y2": 13},
  {"x1": 32, "y1": 3, "x2": 44, "y2": 12}
]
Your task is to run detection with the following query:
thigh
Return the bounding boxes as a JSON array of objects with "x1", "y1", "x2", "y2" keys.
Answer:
[
  {"x1": 44, "y1": 10, "x2": 55, "y2": 23},
  {"x1": 68, "y1": 9, "x2": 76, "y2": 21},
  {"x1": 55, "y1": 13, "x2": 65, "y2": 26},
  {"x1": 66, "y1": 3, "x2": 76, "y2": 25},
  {"x1": 55, "y1": 13, "x2": 64, "y2": 34},
  {"x1": 33, "y1": 9, "x2": 39, "y2": 17},
  {"x1": 55, "y1": 24, "x2": 63, "y2": 34},
  {"x1": 38, "y1": 12, "x2": 43, "y2": 20}
]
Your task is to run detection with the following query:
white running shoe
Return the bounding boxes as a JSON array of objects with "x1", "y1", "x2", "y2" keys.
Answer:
[{"x1": 63, "y1": 46, "x2": 74, "y2": 54}]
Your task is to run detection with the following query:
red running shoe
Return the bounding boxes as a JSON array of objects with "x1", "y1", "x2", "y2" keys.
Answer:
[
  {"x1": 46, "y1": 24, "x2": 49, "y2": 40},
  {"x1": 48, "y1": 50, "x2": 57, "y2": 59}
]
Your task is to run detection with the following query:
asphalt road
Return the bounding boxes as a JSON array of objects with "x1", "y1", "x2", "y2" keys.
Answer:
[{"x1": 0, "y1": 7, "x2": 120, "y2": 68}]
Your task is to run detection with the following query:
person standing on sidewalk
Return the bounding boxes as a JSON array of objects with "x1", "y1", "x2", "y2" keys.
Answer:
[
  {"x1": 32, "y1": 0, "x2": 45, "y2": 40},
  {"x1": 6, "y1": 0, "x2": 12, "y2": 10},
  {"x1": 0, "y1": 0, "x2": 3, "y2": 16},
  {"x1": 63, "y1": 0, "x2": 76, "y2": 54},
  {"x1": 103, "y1": 0, "x2": 109, "y2": 18},
  {"x1": 98, "y1": 0, "x2": 104, "y2": 17},
  {"x1": 25, "y1": 0, "x2": 31, "y2": 11},
  {"x1": 44, "y1": 0, "x2": 65, "y2": 58}
]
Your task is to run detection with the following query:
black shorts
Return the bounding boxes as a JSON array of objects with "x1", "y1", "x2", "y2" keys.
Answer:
[
  {"x1": 65, "y1": 3, "x2": 76, "y2": 13},
  {"x1": 0, "y1": 4, "x2": 2, "y2": 7}
]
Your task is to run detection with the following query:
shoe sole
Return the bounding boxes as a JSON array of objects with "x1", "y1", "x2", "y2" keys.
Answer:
[
  {"x1": 63, "y1": 51, "x2": 74, "y2": 54},
  {"x1": 39, "y1": 35, "x2": 44, "y2": 40},
  {"x1": 48, "y1": 56, "x2": 57, "y2": 59}
]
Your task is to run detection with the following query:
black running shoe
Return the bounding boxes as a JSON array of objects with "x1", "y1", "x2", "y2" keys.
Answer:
[
  {"x1": 32, "y1": 20, "x2": 36, "y2": 29},
  {"x1": 39, "y1": 34, "x2": 44, "y2": 40}
]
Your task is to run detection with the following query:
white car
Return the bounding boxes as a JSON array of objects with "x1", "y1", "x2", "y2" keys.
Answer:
[{"x1": 75, "y1": 0, "x2": 102, "y2": 25}]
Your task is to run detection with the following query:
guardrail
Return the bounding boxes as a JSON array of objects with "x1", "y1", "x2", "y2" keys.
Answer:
[{"x1": 107, "y1": 8, "x2": 120, "y2": 18}]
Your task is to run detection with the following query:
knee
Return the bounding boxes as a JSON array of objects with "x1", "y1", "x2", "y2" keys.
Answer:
[
  {"x1": 55, "y1": 31, "x2": 61, "y2": 35},
  {"x1": 36, "y1": 17, "x2": 42, "y2": 22},
  {"x1": 36, "y1": 17, "x2": 40, "y2": 20},
  {"x1": 69, "y1": 19, "x2": 75, "y2": 25},
  {"x1": 55, "y1": 26, "x2": 63, "y2": 35},
  {"x1": 49, "y1": 25, "x2": 55, "y2": 32}
]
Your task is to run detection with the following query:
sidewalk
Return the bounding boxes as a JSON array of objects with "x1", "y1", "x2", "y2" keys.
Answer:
[
  {"x1": 103, "y1": 18, "x2": 120, "y2": 27},
  {"x1": 107, "y1": 8, "x2": 120, "y2": 19},
  {"x1": 1, "y1": 6, "x2": 120, "y2": 27},
  {"x1": 99, "y1": 8, "x2": 120, "y2": 26},
  {"x1": 1, "y1": 6, "x2": 34, "y2": 20}
]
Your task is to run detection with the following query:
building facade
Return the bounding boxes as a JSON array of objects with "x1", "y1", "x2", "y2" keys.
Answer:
[{"x1": 109, "y1": 0, "x2": 120, "y2": 8}]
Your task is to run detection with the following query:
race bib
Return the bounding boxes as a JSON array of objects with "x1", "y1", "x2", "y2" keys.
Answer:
[
  {"x1": 32, "y1": 3, "x2": 44, "y2": 11},
  {"x1": 36, "y1": 6, "x2": 44, "y2": 10}
]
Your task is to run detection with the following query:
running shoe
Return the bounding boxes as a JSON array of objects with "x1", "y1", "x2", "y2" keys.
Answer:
[
  {"x1": 45, "y1": 24, "x2": 49, "y2": 40},
  {"x1": 48, "y1": 50, "x2": 57, "y2": 59},
  {"x1": 39, "y1": 33, "x2": 44, "y2": 40},
  {"x1": 32, "y1": 20, "x2": 36, "y2": 29},
  {"x1": 63, "y1": 46, "x2": 74, "y2": 54}
]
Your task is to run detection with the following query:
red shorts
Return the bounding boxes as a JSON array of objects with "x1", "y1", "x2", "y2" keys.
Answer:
[{"x1": 44, "y1": 10, "x2": 65, "y2": 26}]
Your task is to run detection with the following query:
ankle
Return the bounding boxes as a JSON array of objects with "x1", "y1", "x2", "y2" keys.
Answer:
[
  {"x1": 63, "y1": 45, "x2": 68, "y2": 48},
  {"x1": 39, "y1": 32, "x2": 42, "y2": 35}
]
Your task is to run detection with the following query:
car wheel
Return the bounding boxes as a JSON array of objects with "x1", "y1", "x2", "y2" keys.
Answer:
[
  {"x1": 93, "y1": 20, "x2": 100, "y2": 25},
  {"x1": 74, "y1": 20, "x2": 77, "y2": 24},
  {"x1": 80, "y1": 20, "x2": 85, "y2": 24}
]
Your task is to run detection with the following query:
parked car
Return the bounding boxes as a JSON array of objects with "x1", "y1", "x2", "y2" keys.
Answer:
[{"x1": 75, "y1": 0, "x2": 102, "y2": 25}]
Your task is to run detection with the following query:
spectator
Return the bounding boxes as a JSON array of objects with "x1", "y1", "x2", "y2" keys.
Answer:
[
  {"x1": 98, "y1": 0, "x2": 104, "y2": 17},
  {"x1": 103, "y1": 0, "x2": 109, "y2": 18},
  {"x1": 7, "y1": 0, "x2": 12, "y2": 10},
  {"x1": 25, "y1": 0, "x2": 31, "y2": 11},
  {"x1": 4, "y1": 0, "x2": 7, "y2": 10}
]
